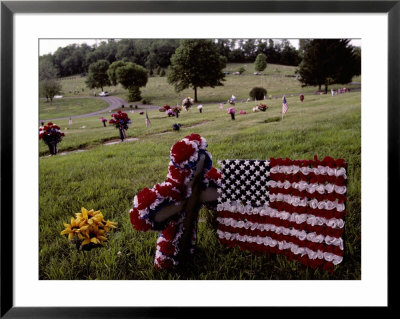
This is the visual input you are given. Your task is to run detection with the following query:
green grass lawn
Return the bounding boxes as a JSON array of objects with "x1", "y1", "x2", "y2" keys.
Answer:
[
  {"x1": 40, "y1": 97, "x2": 109, "y2": 120},
  {"x1": 39, "y1": 91, "x2": 361, "y2": 280},
  {"x1": 58, "y1": 63, "x2": 361, "y2": 106}
]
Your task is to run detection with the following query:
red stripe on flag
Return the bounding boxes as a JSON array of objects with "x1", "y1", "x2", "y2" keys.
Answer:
[{"x1": 270, "y1": 172, "x2": 347, "y2": 186}]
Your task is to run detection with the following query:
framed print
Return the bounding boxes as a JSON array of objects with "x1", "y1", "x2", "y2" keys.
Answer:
[{"x1": 1, "y1": 0, "x2": 396, "y2": 317}]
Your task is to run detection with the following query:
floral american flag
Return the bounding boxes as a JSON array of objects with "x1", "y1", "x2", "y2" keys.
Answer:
[{"x1": 216, "y1": 157, "x2": 347, "y2": 272}]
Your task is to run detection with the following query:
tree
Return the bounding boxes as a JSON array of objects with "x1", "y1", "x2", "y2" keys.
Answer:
[
  {"x1": 280, "y1": 40, "x2": 301, "y2": 66},
  {"x1": 107, "y1": 60, "x2": 127, "y2": 85},
  {"x1": 85, "y1": 59, "x2": 111, "y2": 91},
  {"x1": 115, "y1": 62, "x2": 148, "y2": 101},
  {"x1": 254, "y1": 53, "x2": 267, "y2": 72},
  {"x1": 39, "y1": 58, "x2": 58, "y2": 81},
  {"x1": 167, "y1": 39, "x2": 226, "y2": 102},
  {"x1": 242, "y1": 39, "x2": 257, "y2": 62},
  {"x1": 352, "y1": 46, "x2": 361, "y2": 76},
  {"x1": 298, "y1": 39, "x2": 312, "y2": 59},
  {"x1": 40, "y1": 79, "x2": 62, "y2": 104},
  {"x1": 297, "y1": 39, "x2": 359, "y2": 93}
]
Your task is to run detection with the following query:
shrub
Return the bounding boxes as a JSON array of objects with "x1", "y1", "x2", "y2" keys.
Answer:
[
  {"x1": 159, "y1": 69, "x2": 166, "y2": 77},
  {"x1": 237, "y1": 66, "x2": 246, "y2": 74},
  {"x1": 249, "y1": 87, "x2": 267, "y2": 100}
]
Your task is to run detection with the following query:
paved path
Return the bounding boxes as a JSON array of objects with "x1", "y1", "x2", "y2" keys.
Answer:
[{"x1": 41, "y1": 96, "x2": 160, "y2": 122}]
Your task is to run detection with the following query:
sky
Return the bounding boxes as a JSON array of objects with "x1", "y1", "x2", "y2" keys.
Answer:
[{"x1": 39, "y1": 38, "x2": 361, "y2": 56}]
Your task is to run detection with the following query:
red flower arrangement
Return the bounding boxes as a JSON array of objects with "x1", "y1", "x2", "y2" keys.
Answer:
[
  {"x1": 129, "y1": 134, "x2": 222, "y2": 269},
  {"x1": 269, "y1": 156, "x2": 347, "y2": 168},
  {"x1": 170, "y1": 141, "x2": 197, "y2": 166},
  {"x1": 154, "y1": 183, "x2": 182, "y2": 202},
  {"x1": 39, "y1": 122, "x2": 65, "y2": 143},
  {"x1": 109, "y1": 110, "x2": 131, "y2": 130},
  {"x1": 39, "y1": 122, "x2": 65, "y2": 155},
  {"x1": 135, "y1": 188, "x2": 157, "y2": 210},
  {"x1": 130, "y1": 208, "x2": 152, "y2": 231},
  {"x1": 205, "y1": 167, "x2": 222, "y2": 181}
]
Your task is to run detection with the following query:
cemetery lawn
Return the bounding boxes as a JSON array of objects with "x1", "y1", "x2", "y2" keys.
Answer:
[
  {"x1": 40, "y1": 97, "x2": 109, "y2": 120},
  {"x1": 39, "y1": 91, "x2": 361, "y2": 280},
  {"x1": 59, "y1": 63, "x2": 361, "y2": 106}
]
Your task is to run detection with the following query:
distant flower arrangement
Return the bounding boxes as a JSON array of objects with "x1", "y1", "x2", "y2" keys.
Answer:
[
  {"x1": 109, "y1": 110, "x2": 131, "y2": 140},
  {"x1": 163, "y1": 104, "x2": 171, "y2": 111},
  {"x1": 172, "y1": 106, "x2": 182, "y2": 117},
  {"x1": 61, "y1": 207, "x2": 117, "y2": 250},
  {"x1": 227, "y1": 107, "x2": 236, "y2": 114},
  {"x1": 109, "y1": 110, "x2": 131, "y2": 130},
  {"x1": 227, "y1": 107, "x2": 236, "y2": 120},
  {"x1": 166, "y1": 109, "x2": 175, "y2": 117},
  {"x1": 182, "y1": 97, "x2": 194, "y2": 110},
  {"x1": 39, "y1": 122, "x2": 65, "y2": 155},
  {"x1": 257, "y1": 103, "x2": 268, "y2": 111},
  {"x1": 228, "y1": 94, "x2": 236, "y2": 105},
  {"x1": 239, "y1": 110, "x2": 247, "y2": 115},
  {"x1": 101, "y1": 117, "x2": 107, "y2": 127}
]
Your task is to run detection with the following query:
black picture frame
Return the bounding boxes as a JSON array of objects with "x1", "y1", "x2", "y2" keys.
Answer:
[{"x1": 1, "y1": 1, "x2": 395, "y2": 317}]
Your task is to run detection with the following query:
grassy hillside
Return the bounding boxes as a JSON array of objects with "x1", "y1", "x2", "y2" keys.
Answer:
[
  {"x1": 39, "y1": 91, "x2": 361, "y2": 280},
  {"x1": 57, "y1": 63, "x2": 361, "y2": 106},
  {"x1": 40, "y1": 97, "x2": 108, "y2": 119}
]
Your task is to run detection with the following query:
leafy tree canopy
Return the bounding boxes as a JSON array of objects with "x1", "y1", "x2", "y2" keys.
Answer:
[
  {"x1": 297, "y1": 39, "x2": 360, "y2": 93},
  {"x1": 115, "y1": 62, "x2": 148, "y2": 89},
  {"x1": 85, "y1": 59, "x2": 111, "y2": 91},
  {"x1": 254, "y1": 53, "x2": 267, "y2": 72},
  {"x1": 167, "y1": 39, "x2": 226, "y2": 101},
  {"x1": 107, "y1": 60, "x2": 127, "y2": 85},
  {"x1": 39, "y1": 58, "x2": 58, "y2": 81},
  {"x1": 40, "y1": 79, "x2": 62, "y2": 103}
]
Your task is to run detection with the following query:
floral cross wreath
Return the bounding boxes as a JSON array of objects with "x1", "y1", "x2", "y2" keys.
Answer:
[{"x1": 129, "y1": 134, "x2": 222, "y2": 270}]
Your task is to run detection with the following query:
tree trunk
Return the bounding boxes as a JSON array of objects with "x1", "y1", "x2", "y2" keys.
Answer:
[
  {"x1": 318, "y1": 84, "x2": 321, "y2": 91},
  {"x1": 325, "y1": 84, "x2": 328, "y2": 94},
  {"x1": 194, "y1": 87, "x2": 198, "y2": 102}
]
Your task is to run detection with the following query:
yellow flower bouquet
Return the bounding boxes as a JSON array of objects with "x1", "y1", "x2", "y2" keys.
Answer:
[{"x1": 61, "y1": 207, "x2": 117, "y2": 250}]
